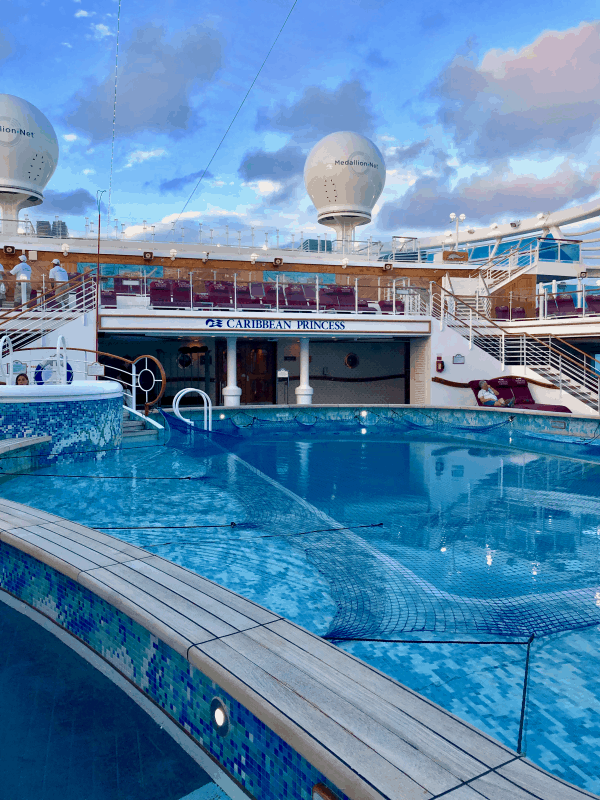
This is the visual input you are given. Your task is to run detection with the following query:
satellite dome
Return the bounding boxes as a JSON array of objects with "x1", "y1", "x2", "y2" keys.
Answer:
[
  {"x1": 304, "y1": 132, "x2": 385, "y2": 245},
  {"x1": 0, "y1": 94, "x2": 59, "y2": 233}
]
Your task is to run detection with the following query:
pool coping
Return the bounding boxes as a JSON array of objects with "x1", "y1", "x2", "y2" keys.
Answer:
[{"x1": 0, "y1": 499, "x2": 597, "y2": 800}]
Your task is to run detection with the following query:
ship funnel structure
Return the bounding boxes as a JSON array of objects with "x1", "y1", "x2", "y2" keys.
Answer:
[
  {"x1": 0, "y1": 94, "x2": 59, "y2": 235},
  {"x1": 304, "y1": 131, "x2": 385, "y2": 251}
]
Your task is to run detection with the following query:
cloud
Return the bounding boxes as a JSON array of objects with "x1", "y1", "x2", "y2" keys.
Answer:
[
  {"x1": 61, "y1": 42, "x2": 73, "y2": 48},
  {"x1": 430, "y1": 22, "x2": 600, "y2": 160},
  {"x1": 65, "y1": 24, "x2": 222, "y2": 141},
  {"x1": 386, "y1": 139, "x2": 430, "y2": 167},
  {"x1": 158, "y1": 169, "x2": 214, "y2": 194},
  {"x1": 365, "y1": 49, "x2": 392, "y2": 69},
  {"x1": 256, "y1": 80, "x2": 376, "y2": 140},
  {"x1": 125, "y1": 148, "x2": 166, "y2": 167},
  {"x1": 377, "y1": 160, "x2": 600, "y2": 230},
  {"x1": 75, "y1": 9, "x2": 93, "y2": 16},
  {"x1": 63, "y1": 133, "x2": 78, "y2": 142},
  {"x1": 82, "y1": 168, "x2": 95, "y2": 175},
  {"x1": 238, "y1": 144, "x2": 306, "y2": 181},
  {"x1": 39, "y1": 188, "x2": 98, "y2": 216},
  {"x1": 91, "y1": 23, "x2": 113, "y2": 39}
]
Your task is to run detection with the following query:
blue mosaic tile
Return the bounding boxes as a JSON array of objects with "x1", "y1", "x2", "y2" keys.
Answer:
[{"x1": 0, "y1": 541, "x2": 351, "y2": 800}]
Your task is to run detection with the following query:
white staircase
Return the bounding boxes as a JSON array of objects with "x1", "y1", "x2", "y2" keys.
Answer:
[
  {"x1": 0, "y1": 275, "x2": 95, "y2": 351},
  {"x1": 433, "y1": 283, "x2": 600, "y2": 412}
]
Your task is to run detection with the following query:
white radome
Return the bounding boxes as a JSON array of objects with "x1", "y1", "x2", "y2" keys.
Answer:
[
  {"x1": 0, "y1": 94, "x2": 59, "y2": 230},
  {"x1": 304, "y1": 131, "x2": 385, "y2": 242}
]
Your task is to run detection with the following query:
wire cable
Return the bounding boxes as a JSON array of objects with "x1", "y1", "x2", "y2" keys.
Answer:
[
  {"x1": 107, "y1": 0, "x2": 123, "y2": 223},
  {"x1": 175, "y1": 0, "x2": 299, "y2": 223}
]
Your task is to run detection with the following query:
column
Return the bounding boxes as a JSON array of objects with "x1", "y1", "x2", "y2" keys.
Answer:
[
  {"x1": 222, "y1": 336, "x2": 241, "y2": 407},
  {"x1": 295, "y1": 337, "x2": 313, "y2": 405}
]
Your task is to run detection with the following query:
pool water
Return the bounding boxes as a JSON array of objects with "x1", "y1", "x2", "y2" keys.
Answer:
[{"x1": 2, "y1": 427, "x2": 600, "y2": 792}]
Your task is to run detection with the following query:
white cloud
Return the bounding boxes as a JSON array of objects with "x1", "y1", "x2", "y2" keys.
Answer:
[
  {"x1": 63, "y1": 133, "x2": 78, "y2": 142},
  {"x1": 82, "y1": 168, "x2": 95, "y2": 175},
  {"x1": 161, "y1": 211, "x2": 202, "y2": 224},
  {"x1": 91, "y1": 23, "x2": 114, "y2": 39},
  {"x1": 75, "y1": 9, "x2": 93, "y2": 16},
  {"x1": 61, "y1": 42, "x2": 73, "y2": 48},
  {"x1": 125, "y1": 148, "x2": 166, "y2": 168}
]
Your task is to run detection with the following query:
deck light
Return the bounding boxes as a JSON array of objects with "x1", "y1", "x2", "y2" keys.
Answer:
[
  {"x1": 219, "y1": 413, "x2": 225, "y2": 419},
  {"x1": 169, "y1": 249, "x2": 177, "y2": 261},
  {"x1": 360, "y1": 428, "x2": 367, "y2": 434},
  {"x1": 210, "y1": 697, "x2": 229, "y2": 736},
  {"x1": 360, "y1": 410, "x2": 367, "y2": 417},
  {"x1": 250, "y1": 253, "x2": 258, "y2": 265}
]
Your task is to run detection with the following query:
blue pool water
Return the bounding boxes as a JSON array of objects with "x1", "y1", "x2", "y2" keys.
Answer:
[{"x1": 2, "y1": 423, "x2": 600, "y2": 792}]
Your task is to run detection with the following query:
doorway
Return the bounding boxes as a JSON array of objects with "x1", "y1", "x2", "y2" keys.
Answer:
[{"x1": 216, "y1": 340, "x2": 277, "y2": 405}]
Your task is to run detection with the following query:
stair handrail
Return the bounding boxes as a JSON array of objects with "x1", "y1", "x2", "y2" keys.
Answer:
[
  {"x1": 0, "y1": 272, "x2": 95, "y2": 323},
  {"x1": 432, "y1": 280, "x2": 600, "y2": 385},
  {"x1": 0, "y1": 334, "x2": 14, "y2": 384},
  {"x1": 172, "y1": 388, "x2": 212, "y2": 431},
  {"x1": 13, "y1": 345, "x2": 167, "y2": 414}
]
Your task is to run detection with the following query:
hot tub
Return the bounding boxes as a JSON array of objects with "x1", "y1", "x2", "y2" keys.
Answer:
[{"x1": 0, "y1": 380, "x2": 123, "y2": 461}]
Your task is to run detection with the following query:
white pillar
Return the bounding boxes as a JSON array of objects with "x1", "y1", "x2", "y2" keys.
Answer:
[
  {"x1": 295, "y1": 338, "x2": 313, "y2": 405},
  {"x1": 222, "y1": 337, "x2": 241, "y2": 407}
]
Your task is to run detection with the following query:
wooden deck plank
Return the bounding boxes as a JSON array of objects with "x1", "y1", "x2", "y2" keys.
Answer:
[
  {"x1": 192, "y1": 637, "x2": 432, "y2": 800},
  {"x1": 202, "y1": 630, "x2": 482, "y2": 796},
  {"x1": 263, "y1": 619, "x2": 514, "y2": 765},
  {"x1": 141, "y1": 555, "x2": 280, "y2": 624},
  {"x1": 18, "y1": 525, "x2": 127, "y2": 569},
  {"x1": 497, "y1": 759, "x2": 598, "y2": 800},
  {"x1": 79, "y1": 567, "x2": 215, "y2": 647},
  {"x1": 31, "y1": 522, "x2": 149, "y2": 562},
  {"x1": 0, "y1": 528, "x2": 100, "y2": 579},
  {"x1": 242, "y1": 625, "x2": 500, "y2": 779},
  {"x1": 101, "y1": 562, "x2": 241, "y2": 640},
  {"x1": 123, "y1": 559, "x2": 266, "y2": 632}
]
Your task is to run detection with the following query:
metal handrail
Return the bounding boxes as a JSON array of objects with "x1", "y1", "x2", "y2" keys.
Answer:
[
  {"x1": 432, "y1": 282, "x2": 600, "y2": 400},
  {"x1": 172, "y1": 388, "x2": 212, "y2": 431}
]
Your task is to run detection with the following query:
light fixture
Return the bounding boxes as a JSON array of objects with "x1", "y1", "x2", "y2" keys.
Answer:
[
  {"x1": 341, "y1": 258, "x2": 349, "y2": 269},
  {"x1": 210, "y1": 697, "x2": 229, "y2": 736},
  {"x1": 250, "y1": 253, "x2": 258, "y2": 265},
  {"x1": 360, "y1": 410, "x2": 367, "y2": 417},
  {"x1": 441, "y1": 547, "x2": 447, "y2": 552},
  {"x1": 459, "y1": 214, "x2": 466, "y2": 221},
  {"x1": 219, "y1": 413, "x2": 225, "y2": 419},
  {"x1": 61, "y1": 243, "x2": 70, "y2": 256},
  {"x1": 360, "y1": 428, "x2": 367, "y2": 435},
  {"x1": 169, "y1": 248, "x2": 177, "y2": 261},
  {"x1": 262, "y1": 244, "x2": 267, "y2": 250},
  {"x1": 444, "y1": 231, "x2": 452, "y2": 237},
  {"x1": 202, "y1": 252, "x2": 210, "y2": 263},
  {"x1": 449, "y1": 213, "x2": 456, "y2": 221}
]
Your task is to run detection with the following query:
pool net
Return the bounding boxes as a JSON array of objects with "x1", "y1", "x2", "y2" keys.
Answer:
[{"x1": 162, "y1": 411, "x2": 600, "y2": 640}]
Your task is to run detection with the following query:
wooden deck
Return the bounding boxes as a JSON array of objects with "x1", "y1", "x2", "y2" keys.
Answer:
[{"x1": 0, "y1": 498, "x2": 596, "y2": 800}]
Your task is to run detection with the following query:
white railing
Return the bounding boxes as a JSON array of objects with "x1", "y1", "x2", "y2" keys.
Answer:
[
  {"x1": 0, "y1": 273, "x2": 96, "y2": 352},
  {"x1": 123, "y1": 405, "x2": 164, "y2": 430},
  {"x1": 431, "y1": 284, "x2": 600, "y2": 411},
  {"x1": 172, "y1": 388, "x2": 212, "y2": 431},
  {"x1": 0, "y1": 337, "x2": 166, "y2": 412}
]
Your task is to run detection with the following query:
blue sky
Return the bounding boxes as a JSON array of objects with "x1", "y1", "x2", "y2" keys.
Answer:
[{"x1": 2, "y1": 0, "x2": 600, "y2": 242}]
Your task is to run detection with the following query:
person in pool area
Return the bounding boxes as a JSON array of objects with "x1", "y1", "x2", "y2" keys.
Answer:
[
  {"x1": 478, "y1": 380, "x2": 514, "y2": 407},
  {"x1": 15, "y1": 373, "x2": 29, "y2": 386}
]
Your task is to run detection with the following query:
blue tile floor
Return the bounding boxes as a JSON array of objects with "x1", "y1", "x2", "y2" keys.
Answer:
[{"x1": 0, "y1": 599, "x2": 229, "y2": 800}]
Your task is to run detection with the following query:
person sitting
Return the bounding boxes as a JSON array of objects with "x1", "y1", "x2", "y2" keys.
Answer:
[
  {"x1": 478, "y1": 380, "x2": 514, "y2": 407},
  {"x1": 15, "y1": 373, "x2": 29, "y2": 386}
]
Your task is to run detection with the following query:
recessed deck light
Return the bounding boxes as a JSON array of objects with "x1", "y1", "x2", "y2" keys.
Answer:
[
  {"x1": 360, "y1": 410, "x2": 367, "y2": 417},
  {"x1": 210, "y1": 697, "x2": 229, "y2": 736},
  {"x1": 220, "y1": 413, "x2": 225, "y2": 419}
]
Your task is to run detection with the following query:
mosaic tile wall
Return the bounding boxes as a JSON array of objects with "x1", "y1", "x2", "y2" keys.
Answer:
[
  {"x1": 187, "y1": 404, "x2": 600, "y2": 462},
  {"x1": 0, "y1": 396, "x2": 122, "y2": 465},
  {"x1": 0, "y1": 541, "x2": 350, "y2": 800}
]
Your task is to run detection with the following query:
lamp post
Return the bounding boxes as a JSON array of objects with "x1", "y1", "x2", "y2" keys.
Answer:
[{"x1": 449, "y1": 213, "x2": 466, "y2": 250}]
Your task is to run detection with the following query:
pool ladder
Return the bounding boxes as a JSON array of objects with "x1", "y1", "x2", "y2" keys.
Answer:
[{"x1": 172, "y1": 388, "x2": 213, "y2": 431}]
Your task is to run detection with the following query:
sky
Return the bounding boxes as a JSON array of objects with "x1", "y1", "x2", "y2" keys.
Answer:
[{"x1": 2, "y1": 0, "x2": 600, "y2": 244}]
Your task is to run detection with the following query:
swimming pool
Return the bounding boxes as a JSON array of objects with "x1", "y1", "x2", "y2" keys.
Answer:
[{"x1": 2, "y1": 419, "x2": 600, "y2": 793}]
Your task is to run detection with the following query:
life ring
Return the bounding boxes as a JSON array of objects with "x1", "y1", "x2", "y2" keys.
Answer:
[{"x1": 35, "y1": 360, "x2": 74, "y2": 385}]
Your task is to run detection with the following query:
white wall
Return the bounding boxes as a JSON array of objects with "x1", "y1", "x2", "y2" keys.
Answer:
[{"x1": 277, "y1": 339, "x2": 408, "y2": 405}]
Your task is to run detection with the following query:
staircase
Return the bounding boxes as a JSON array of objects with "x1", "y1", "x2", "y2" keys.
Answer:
[
  {"x1": 122, "y1": 409, "x2": 160, "y2": 447},
  {"x1": 433, "y1": 283, "x2": 600, "y2": 412},
  {"x1": 0, "y1": 275, "x2": 95, "y2": 352}
]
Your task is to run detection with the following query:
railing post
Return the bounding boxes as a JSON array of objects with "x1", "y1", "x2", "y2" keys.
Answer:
[
  {"x1": 583, "y1": 282, "x2": 587, "y2": 317},
  {"x1": 355, "y1": 278, "x2": 358, "y2": 313},
  {"x1": 276, "y1": 275, "x2": 279, "y2": 312},
  {"x1": 559, "y1": 354, "x2": 563, "y2": 396},
  {"x1": 501, "y1": 333, "x2": 505, "y2": 371},
  {"x1": 234, "y1": 273, "x2": 237, "y2": 311},
  {"x1": 131, "y1": 361, "x2": 137, "y2": 410},
  {"x1": 469, "y1": 309, "x2": 473, "y2": 350},
  {"x1": 393, "y1": 279, "x2": 396, "y2": 315},
  {"x1": 189, "y1": 271, "x2": 193, "y2": 309},
  {"x1": 316, "y1": 275, "x2": 319, "y2": 312}
]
